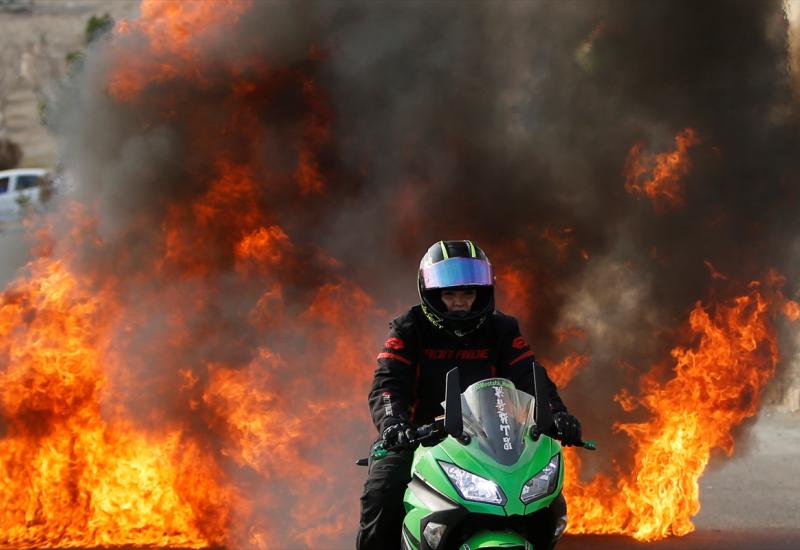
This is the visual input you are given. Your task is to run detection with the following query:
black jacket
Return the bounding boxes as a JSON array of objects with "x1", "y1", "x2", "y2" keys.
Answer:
[{"x1": 368, "y1": 305, "x2": 568, "y2": 433}]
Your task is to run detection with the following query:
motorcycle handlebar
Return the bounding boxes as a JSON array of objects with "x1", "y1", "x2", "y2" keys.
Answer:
[
  {"x1": 356, "y1": 433, "x2": 596, "y2": 465},
  {"x1": 380, "y1": 422, "x2": 597, "y2": 455},
  {"x1": 357, "y1": 424, "x2": 596, "y2": 466}
]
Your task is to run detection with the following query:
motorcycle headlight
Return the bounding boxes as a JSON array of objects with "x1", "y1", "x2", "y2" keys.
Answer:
[
  {"x1": 422, "y1": 522, "x2": 447, "y2": 549},
  {"x1": 438, "y1": 461, "x2": 505, "y2": 505},
  {"x1": 520, "y1": 454, "x2": 560, "y2": 504}
]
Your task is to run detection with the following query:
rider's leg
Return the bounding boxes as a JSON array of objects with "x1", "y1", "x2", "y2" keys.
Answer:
[{"x1": 356, "y1": 449, "x2": 414, "y2": 550}]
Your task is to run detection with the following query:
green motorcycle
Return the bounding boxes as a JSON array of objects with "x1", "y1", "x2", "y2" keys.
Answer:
[{"x1": 360, "y1": 367, "x2": 595, "y2": 550}]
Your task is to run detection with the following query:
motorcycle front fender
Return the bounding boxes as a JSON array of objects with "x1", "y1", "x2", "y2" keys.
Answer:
[{"x1": 459, "y1": 529, "x2": 532, "y2": 549}]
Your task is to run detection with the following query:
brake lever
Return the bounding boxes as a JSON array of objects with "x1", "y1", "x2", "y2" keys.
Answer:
[{"x1": 529, "y1": 426, "x2": 597, "y2": 450}]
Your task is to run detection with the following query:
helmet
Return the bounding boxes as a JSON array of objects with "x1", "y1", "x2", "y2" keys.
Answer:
[{"x1": 418, "y1": 240, "x2": 495, "y2": 337}]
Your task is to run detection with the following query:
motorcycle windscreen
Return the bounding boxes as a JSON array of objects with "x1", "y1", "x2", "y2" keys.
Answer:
[{"x1": 459, "y1": 378, "x2": 535, "y2": 466}]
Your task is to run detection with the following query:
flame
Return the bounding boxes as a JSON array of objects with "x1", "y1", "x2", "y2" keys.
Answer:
[
  {"x1": 0, "y1": 260, "x2": 232, "y2": 547},
  {"x1": 554, "y1": 327, "x2": 587, "y2": 344},
  {"x1": 624, "y1": 128, "x2": 700, "y2": 211},
  {"x1": 495, "y1": 266, "x2": 535, "y2": 319},
  {"x1": 783, "y1": 299, "x2": 800, "y2": 322},
  {"x1": 109, "y1": 0, "x2": 252, "y2": 101},
  {"x1": 703, "y1": 259, "x2": 728, "y2": 281},
  {"x1": 541, "y1": 353, "x2": 589, "y2": 388},
  {"x1": 540, "y1": 227, "x2": 575, "y2": 261},
  {"x1": 564, "y1": 282, "x2": 781, "y2": 540},
  {"x1": 0, "y1": 1, "x2": 380, "y2": 546}
]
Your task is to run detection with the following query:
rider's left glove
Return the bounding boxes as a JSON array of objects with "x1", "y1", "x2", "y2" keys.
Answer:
[
  {"x1": 553, "y1": 412, "x2": 582, "y2": 446},
  {"x1": 382, "y1": 421, "x2": 417, "y2": 451}
]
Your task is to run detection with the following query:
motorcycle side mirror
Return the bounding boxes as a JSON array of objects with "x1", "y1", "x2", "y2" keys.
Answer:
[
  {"x1": 444, "y1": 368, "x2": 464, "y2": 440},
  {"x1": 532, "y1": 362, "x2": 554, "y2": 439}
]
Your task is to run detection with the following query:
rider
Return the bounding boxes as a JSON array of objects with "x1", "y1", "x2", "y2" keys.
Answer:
[{"x1": 356, "y1": 240, "x2": 582, "y2": 549}]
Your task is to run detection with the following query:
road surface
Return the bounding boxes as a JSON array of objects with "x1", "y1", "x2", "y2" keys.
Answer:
[{"x1": 562, "y1": 409, "x2": 800, "y2": 550}]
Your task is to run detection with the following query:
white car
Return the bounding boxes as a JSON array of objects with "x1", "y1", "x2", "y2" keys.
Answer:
[{"x1": 0, "y1": 168, "x2": 50, "y2": 222}]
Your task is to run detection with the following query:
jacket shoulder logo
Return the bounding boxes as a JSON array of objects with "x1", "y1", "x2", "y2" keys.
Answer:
[{"x1": 512, "y1": 336, "x2": 527, "y2": 349}]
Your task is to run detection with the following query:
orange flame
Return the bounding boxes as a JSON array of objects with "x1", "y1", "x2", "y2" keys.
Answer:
[
  {"x1": 495, "y1": 266, "x2": 535, "y2": 319},
  {"x1": 541, "y1": 353, "x2": 589, "y2": 388},
  {"x1": 564, "y1": 282, "x2": 780, "y2": 540},
  {"x1": 783, "y1": 299, "x2": 800, "y2": 321},
  {"x1": 1, "y1": 241, "x2": 380, "y2": 547},
  {"x1": 0, "y1": 260, "x2": 233, "y2": 547},
  {"x1": 0, "y1": 1, "x2": 379, "y2": 546},
  {"x1": 624, "y1": 128, "x2": 700, "y2": 211},
  {"x1": 703, "y1": 259, "x2": 728, "y2": 281},
  {"x1": 540, "y1": 227, "x2": 575, "y2": 261},
  {"x1": 554, "y1": 326, "x2": 587, "y2": 344},
  {"x1": 109, "y1": 0, "x2": 252, "y2": 101}
]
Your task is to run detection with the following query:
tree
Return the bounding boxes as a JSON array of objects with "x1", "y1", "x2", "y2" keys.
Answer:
[
  {"x1": 85, "y1": 13, "x2": 114, "y2": 44},
  {"x1": 66, "y1": 13, "x2": 115, "y2": 71}
]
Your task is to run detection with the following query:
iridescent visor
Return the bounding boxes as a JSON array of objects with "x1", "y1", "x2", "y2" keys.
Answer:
[{"x1": 421, "y1": 258, "x2": 493, "y2": 289}]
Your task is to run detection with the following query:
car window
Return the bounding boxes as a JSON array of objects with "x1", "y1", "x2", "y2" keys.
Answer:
[
  {"x1": 15, "y1": 175, "x2": 41, "y2": 190},
  {"x1": 0, "y1": 177, "x2": 8, "y2": 194}
]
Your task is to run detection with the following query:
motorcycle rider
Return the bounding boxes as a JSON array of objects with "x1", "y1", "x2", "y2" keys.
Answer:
[{"x1": 357, "y1": 240, "x2": 582, "y2": 549}]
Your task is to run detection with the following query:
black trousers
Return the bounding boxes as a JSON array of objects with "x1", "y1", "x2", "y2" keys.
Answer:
[
  {"x1": 357, "y1": 450, "x2": 414, "y2": 550},
  {"x1": 356, "y1": 449, "x2": 567, "y2": 550}
]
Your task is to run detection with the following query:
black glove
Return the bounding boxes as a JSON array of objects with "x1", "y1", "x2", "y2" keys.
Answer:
[
  {"x1": 552, "y1": 412, "x2": 582, "y2": 446},
  {"x1": 382, "y1": 421, "x2": 417, "y2": 450}
]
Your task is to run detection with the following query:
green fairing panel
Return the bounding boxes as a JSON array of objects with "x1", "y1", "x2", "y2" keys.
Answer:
[
  {"x1": 438, "y1": 430, "x2": 562, "y2": 516},
  {"x1": 407, "y1": 386, "x2": 564, "y2": 516},
  {"x1": 402, "y1": 378, "x2": 566, "y2": 548},
  {"x1": 460, "y1": 529, "x2": 531, "y2": 548}
]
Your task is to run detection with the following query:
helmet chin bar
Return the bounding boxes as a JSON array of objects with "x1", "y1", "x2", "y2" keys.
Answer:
[{"x1": 420, "y1": 303, "x2": 489, "y2": 338}]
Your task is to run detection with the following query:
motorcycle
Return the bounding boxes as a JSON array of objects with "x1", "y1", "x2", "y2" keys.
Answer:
[{"x1": 357, "y1": 366, "x2": 595, "y2": 550}]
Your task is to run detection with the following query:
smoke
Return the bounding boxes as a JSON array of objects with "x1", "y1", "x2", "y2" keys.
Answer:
[
  {"x1": 315, "y1": 0, "x2": 800, "y2": 456},
  {"x1": 19, "y1": 0, "x2": 799, "y2": 546},
  {"x1": 0, "y1": 231, "x2": 34, "y2": 287}
]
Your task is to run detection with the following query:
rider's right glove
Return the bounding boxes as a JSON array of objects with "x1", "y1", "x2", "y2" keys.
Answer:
[
  {"x1": 553, "y1": 412, "x2": 582, "y2": 447},
  {"x1": 382, "y1": 421, "x2": 417, "y2": 451}
]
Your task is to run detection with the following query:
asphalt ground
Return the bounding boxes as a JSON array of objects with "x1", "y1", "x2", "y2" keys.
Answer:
[
  {"x1": 562, "y1": 409, "x2": 800, "y2": 550},
  {"x1": 560, "y1": 529, "x2": 800, "y2": 550}
]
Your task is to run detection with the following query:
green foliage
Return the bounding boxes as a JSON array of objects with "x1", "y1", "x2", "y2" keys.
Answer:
[
  {"x1": 0, "y1": 138, "x2": 23, "y2": 170},
  {"x1": 65, "y1": 50, "x2": 84, "y2": 69},
  {"x1": 85, "y1": 13, "x2": 114, "y2": 45},
  {"x1": 63, "y1": 13, "x2": 114, "y2": 85}
]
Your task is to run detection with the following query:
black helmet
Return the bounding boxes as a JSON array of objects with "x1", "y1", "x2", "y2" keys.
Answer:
[{"x1": 418, "y1": 240, "x2": 495, "y2": 337}]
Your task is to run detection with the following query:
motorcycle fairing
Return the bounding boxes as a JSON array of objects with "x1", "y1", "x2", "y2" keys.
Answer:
[{"x1": 402, "y1": 378, "x2": 566, "y2": 549}]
